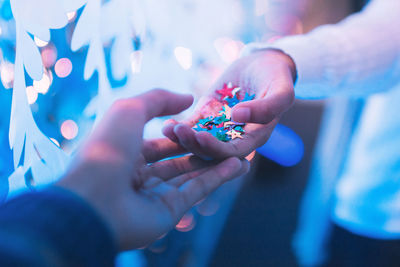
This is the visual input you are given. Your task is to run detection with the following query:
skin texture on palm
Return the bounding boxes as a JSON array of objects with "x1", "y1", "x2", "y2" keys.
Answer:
[
  {"x1": 57, "y1": 89, "x2": 250, "y2": 251},
  {"x1": 163, "y1": 49, "x2": 297, "y2": 160}
]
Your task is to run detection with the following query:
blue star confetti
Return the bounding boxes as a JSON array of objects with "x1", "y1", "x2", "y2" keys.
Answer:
[
  {"x1": 225, "y1": 94, "x2": 240, "y2": 107},
  {"x1": 242, "y1": 92, "x2": 256, "y2": 102},
  {"x1": 193, "y1": 84, "x2": 256, "y2": 142}
]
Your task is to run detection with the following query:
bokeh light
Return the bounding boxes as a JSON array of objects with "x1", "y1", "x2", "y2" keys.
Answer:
[
  {"x1": 60, "y1": 120, "x2": 79, "y2": 140},
  {"x1": 214, "y1": 37, "x2": 244, "y2": 64},
  {"x1": 41, "y1": 46, "x2": 58, "y2": 68},
  {"x1": 257, "y1": 124, "x2": 304, "y2": 167},
  {"x1": 50, "y1": 138, "x2": 60, "y2": 147},
  {"x1": 130, "y1": 51, "x2": 143, "y2": 73},
  {"x1": 33, "y1": 71, "x2": 52, "y2": 94},
  {"x1": 174, "y1": 46, "x2": 193, "y2": 70},
  {"x1": 26, "y1": 86, "x2": 38, "y2": 104},
  {"x1": 67, "y1": 11, "x2": 77, "y2": 22},
  {"x1": 55, "y1": 58, "x2": 73, "y2": 78},
  {"x1": 264, "y1": 13, "x2": 303, "y2": 35},
  {"x1": 34, "y1": 36, "x2": 49, "y2": 48},
  {"x1": 245, "y1": 150, "x2": 256, "y2": 161},
  {"x1": 0, "y1": 61, "x2": 14, "y2": 89}
]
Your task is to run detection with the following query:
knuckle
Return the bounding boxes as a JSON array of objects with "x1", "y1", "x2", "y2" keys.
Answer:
[
  {"x1": 143, "y1": 140, "x2": 161, "y2": 161},
  {"x1": 147, "y1": 139, "x2": 161, "y2": 154},
  {"x1": 196, "y1": 177, "x2": 209, "y2": 197}
]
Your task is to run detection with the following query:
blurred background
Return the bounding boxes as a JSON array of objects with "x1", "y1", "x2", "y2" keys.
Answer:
[{"x1": 0, "y1": 0, "x2": 364, "y2": 266}]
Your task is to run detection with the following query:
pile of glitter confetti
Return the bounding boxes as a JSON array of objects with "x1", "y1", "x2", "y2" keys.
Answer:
[{"x1": 193, "y1": 83, "x2": 255, "y2": 142}]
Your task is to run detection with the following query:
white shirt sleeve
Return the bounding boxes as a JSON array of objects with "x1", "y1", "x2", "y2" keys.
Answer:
[{"x1": 243, "y1": 0, "x2": 400, "y2": 99}]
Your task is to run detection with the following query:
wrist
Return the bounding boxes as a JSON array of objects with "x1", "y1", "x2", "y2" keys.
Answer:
[
  {"x1": 57, "y1": 166, "x2": 121, "y2": 249},
  {"x1": 254, "y1": 48, "x2": 298, "y2": 84}
]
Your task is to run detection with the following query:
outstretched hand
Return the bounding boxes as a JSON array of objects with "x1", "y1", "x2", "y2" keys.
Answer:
[
  {"x1": 163, "y1": 49, "x2": 296, "y2": 159},
  {"x1": 58, "y1": 89, "x2": 249, "y2": 250}
]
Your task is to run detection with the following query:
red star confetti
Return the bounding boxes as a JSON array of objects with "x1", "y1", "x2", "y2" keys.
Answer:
[
  {"x1": 193, "y1": 83, "x2": 254, "y2": 142},
  {"x1": 216, "y1": 83, "x2": 235, "y2": 100}
]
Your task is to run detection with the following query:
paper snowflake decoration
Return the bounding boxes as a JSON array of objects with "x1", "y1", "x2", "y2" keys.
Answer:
[{"x1": 7, "y1": 0, "x2": 87, "y2": 194}]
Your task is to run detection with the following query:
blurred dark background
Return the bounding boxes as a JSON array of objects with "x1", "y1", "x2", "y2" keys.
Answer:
[{"x1": 210, "y1": 101, "x2": 323, "y2": 267}]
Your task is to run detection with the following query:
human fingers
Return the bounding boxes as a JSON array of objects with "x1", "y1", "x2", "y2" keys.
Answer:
[
  {"x1": 232, "y1": 77, "x2": 294, "y2": 124},
  {"x1": 193, "y1": 120, "x2": 278, "y2": 159},
  {"x1": 172, "y1": 119, "x2": 277, "y2": 160},
  {"x1": 146, "y1": 155, "x2": 217, "y2": 181},
  {"x1": 178, "y1": 157, "x2": 249, "y2": 207},
  {"x1": 142, "y1": 138, "x2": 187, "y2": 163},
  {"x1": 89, "y1": 89, "x2": 194, "y2": 160},
  {"x1": 162, "y1": 96, "x2": 222, "y2": 143}
]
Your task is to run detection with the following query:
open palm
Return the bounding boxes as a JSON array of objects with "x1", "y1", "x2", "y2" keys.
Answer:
[
  {"x1": 163, "y1": 49, "x2": 296, "y2": 160},
  {"x1": 59, "y1": 89, "x2": 249, "y2": 250}
]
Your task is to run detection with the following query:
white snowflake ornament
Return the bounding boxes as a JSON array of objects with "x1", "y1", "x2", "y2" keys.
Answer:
[{"x1": 7, "y1": 0, "x2": 87, "y2": 194}]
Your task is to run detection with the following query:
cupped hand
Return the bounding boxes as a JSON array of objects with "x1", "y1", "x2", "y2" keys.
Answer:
[
  {"x1": 163, "y1": 49, "x2": 297, "y2": 159},
  {"x1": 58, "y1": 89, "x2": 250, "y2": 251}
]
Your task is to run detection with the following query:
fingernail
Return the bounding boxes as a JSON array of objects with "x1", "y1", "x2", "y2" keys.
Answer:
[
  {"x1": 174, "y1": 123, "x2": 184, "y2": 131},
  {"x1": 232, "y1": 107, "x2": 251, "y2": 122},
  {"x1": 163, "y1": 119, "x2": 175, "y2": 126},
  {"x1": 173, "y1": 124, "x2": 184, "y2": 138}
]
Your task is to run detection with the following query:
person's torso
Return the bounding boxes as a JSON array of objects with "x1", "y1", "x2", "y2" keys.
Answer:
[{"x1": 333, "y1": 85, "x2": 400, "y2": 238}]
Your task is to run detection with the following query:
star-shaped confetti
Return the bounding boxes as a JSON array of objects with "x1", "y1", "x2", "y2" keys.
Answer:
[
  {"x1": 242, "y1": 92, "x2": 256, "y2": 102},
  {"x1": 227, "y1": 129, "x2": 244, "y2": 140},
  {"x1": 193, "y1": 124, "x2": 209, "y2": 132},
  {"x1": 223, "y1": 121, "x2": 236, "y2": 128},
  {"x1": 233, "y1": 125, "x2": 245, "y2": 133},
  {"x1": 216, "y1": 131, "x2": 230, "y2": 142},
  {"x1": 226, "y1": 94, "x2": 240, "y2": 107},
  {"x1": 230, "y1": 86, "x2": 241, "y2": 98},
  {"x1": 199, "y1": 116, "x2": 213, "y2": 126},
  {"x1": 193, "y1": 84, "x2": 255, "y2": 142},
  {"x1": 208, "y1": 125, "x2": 228, "y2": 141},
  {"x1": 213, "y1": 114, "x2": 229, "y2": 124},
  {"x1": 216, "y1": 83, "x2": 235, "y2": 100},
  {"x1": 219, "y1": 105, "x2": 232, "y2": 120},
  {"x1": 208, "y1": 125, "x2": 219, "y2": 136}
]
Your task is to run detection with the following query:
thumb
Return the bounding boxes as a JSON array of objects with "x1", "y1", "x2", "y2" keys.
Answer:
[
  {"x1": 90, "y1": 89, "x2": 194, "y2": 160},
  {"x1": 231, "y1": 79, "x2": 294, "y2": 124}
]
